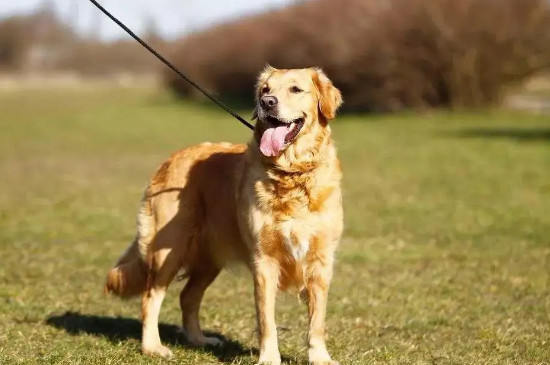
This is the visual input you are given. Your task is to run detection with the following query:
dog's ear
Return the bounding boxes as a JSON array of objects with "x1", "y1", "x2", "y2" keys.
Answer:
[{"x1": 312, "y1": 68, "x2": 342, "y2": 120}]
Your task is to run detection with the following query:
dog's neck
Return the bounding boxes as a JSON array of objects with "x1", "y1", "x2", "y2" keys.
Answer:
[
  {"x1": 246, "y1": 128, "x2": 341, "y2": 215},
  {"x1": 249, "y1": 125, "x2": 334, "y2": 175}
]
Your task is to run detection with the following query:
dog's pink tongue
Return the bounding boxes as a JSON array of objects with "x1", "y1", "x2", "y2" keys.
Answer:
[{"x1": 260, "y1": 125, "x2": 289, "y2": 157}]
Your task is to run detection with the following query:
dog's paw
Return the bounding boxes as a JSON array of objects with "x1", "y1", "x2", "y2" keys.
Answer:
[
  {"x1": 142, "y1": 344, "x2": 173, "y2": 358},
  {"x1": 256, "y1": 360, "x2": 282, "y2": 365},
  {"x1": 309, "y1": 347, "x2": 337, "y2": 365},
  {"x1": 179, "y1": 327, "x2": 224, "y2": 347},
  {"x1": 193, "y1": 335, "x2": 224, "y2": 347},
  {"x1": 257, "y1": 350, "x2": 281, "y2": 365}
]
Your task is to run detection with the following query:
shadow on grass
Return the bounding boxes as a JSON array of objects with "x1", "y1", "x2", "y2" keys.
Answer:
[
  {"x1": 450, "y1": 127, "x2": 550, "y2": 142},
  {"x1": 45, "y1": 311, "x2": 256, "y2": 362}
]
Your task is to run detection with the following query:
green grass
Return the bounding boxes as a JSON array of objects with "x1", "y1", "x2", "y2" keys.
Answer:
[{"x1": 0, "y1": 86, "x2": 549, "y2": 364}]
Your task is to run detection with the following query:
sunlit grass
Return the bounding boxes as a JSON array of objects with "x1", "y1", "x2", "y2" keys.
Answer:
[{"x1": 0, "y1": 86, "x2": 548, "y2": 364}]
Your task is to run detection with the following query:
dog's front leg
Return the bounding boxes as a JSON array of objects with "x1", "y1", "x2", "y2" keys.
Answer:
[
  {"x1": 306, "y1": 256, "x2": 338, "y2": 365},
  {"x1": 254, "y1": 256, "x2": 281, "y2": 365}
]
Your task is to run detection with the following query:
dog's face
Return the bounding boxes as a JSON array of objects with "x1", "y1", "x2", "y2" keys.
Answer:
[{"x1": 253, "y1": 66, "x2": 342, "y2": 157}]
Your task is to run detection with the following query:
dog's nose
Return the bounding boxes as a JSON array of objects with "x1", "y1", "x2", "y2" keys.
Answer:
[{"x1": 260, "y1": 95, "x2": 278, "y2": 109}]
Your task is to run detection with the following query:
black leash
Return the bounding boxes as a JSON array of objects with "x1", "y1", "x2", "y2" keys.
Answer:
[{"x1": 87, "y1": 0, "x2": 255, "y2": 131}]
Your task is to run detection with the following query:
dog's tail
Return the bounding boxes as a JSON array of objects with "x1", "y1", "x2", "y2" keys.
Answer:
[{"x1": 104, "y1": 197, "x2": 155, "y2": 298}]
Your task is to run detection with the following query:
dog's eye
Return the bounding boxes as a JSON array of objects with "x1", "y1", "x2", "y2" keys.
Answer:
[
  {"x1": 290, "y1": 86, "x2": 303, "y2": 93},
  {"x1": 261, "y1": 86, "x2": 270, "y2": 94}
]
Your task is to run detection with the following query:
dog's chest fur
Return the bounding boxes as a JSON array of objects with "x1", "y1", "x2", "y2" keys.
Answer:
[{"x1": 253, "y1": 165, "x2": 340, "y2": 263}]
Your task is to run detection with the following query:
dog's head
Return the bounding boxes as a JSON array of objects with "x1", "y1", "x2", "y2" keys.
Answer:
[{"x1": 253, "y1": 66, "x2": 342, "y2": 158}]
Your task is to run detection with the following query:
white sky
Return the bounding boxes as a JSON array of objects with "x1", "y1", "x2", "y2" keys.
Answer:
[{"x1": 0, "y1": 0, "x2": 296, "y2": 40}]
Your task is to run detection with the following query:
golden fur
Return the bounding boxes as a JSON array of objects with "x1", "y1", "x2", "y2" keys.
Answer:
[{"x1": 105, "y1": 66, "x2": 343, "y2": 364}]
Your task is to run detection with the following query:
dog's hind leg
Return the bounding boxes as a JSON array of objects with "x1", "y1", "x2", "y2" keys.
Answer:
[
  {"x1": 179, "y1": 257, "x2": 222, "y2": 346},
  {"x1": 140, "y1": 245, "x2": 183, "y2": 357},
  {"x1": 141, "y1": 203, "x2": 195, "y2": 357}
]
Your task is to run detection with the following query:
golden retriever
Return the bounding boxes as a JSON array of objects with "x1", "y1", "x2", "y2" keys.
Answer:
[{"x1": 105, "y1": 66, "x2": 343, "y2": 365}]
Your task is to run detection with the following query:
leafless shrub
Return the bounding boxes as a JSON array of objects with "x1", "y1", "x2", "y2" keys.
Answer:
[{"x1": 166, "y1": 0, "x2": 550, "y2": 111}]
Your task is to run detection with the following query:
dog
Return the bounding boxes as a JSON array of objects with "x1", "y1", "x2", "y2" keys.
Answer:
[{"x1": 105, "y1": 66, "x2": 343, "y2": 365}]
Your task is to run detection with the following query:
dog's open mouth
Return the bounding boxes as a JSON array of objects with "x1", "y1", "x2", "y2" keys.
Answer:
[{"x1": 259, "y1": 116, "x2": 305, "y2": 157}]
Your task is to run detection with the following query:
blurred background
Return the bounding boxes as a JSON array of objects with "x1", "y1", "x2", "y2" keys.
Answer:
[
  {"x1": 0, "y1": 1, "x2": 549, "y2": 364},
  {"x1": 1, "y1": 0, "x2": 550, "y2": 110}
]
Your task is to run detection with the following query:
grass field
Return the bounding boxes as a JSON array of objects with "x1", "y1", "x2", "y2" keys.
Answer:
[{"x1": 0, "y1": 86, "x2": 549, "y2": 364}]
